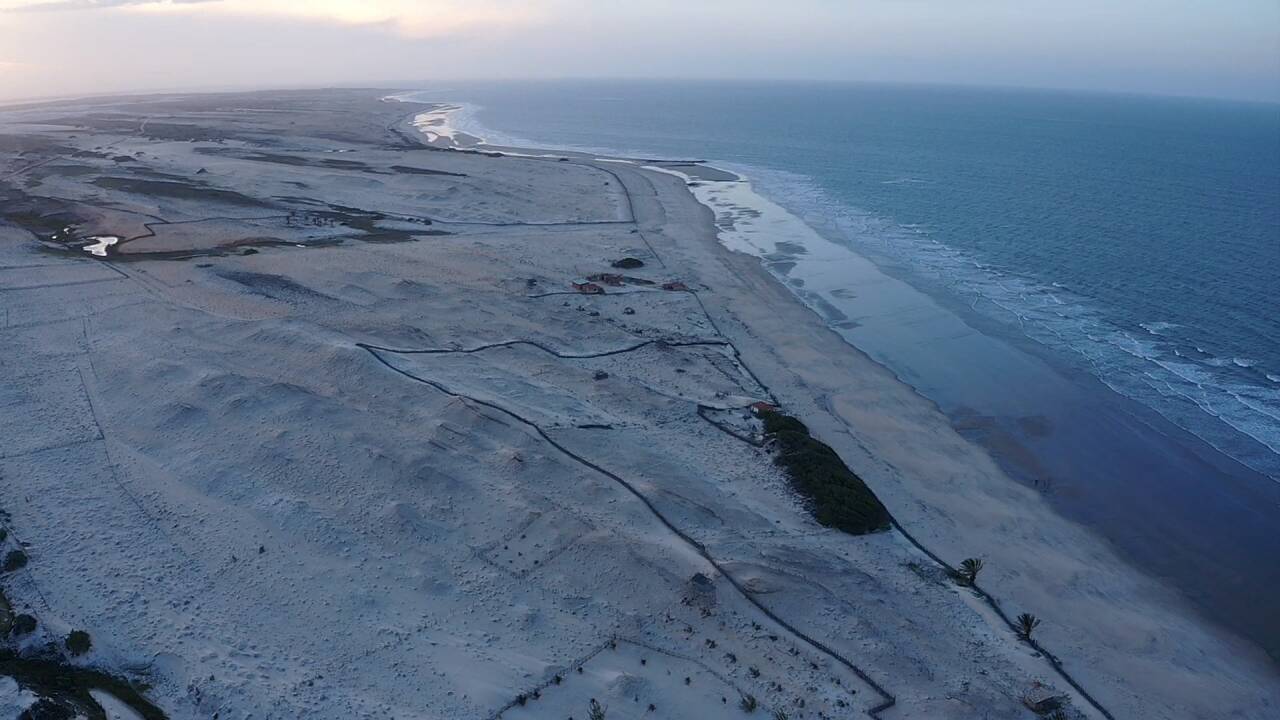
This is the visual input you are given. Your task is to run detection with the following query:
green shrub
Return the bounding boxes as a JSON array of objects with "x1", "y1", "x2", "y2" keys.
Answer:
[
  {"x1": 3, "y1": 550, "x2": 28, "y2": 573},
  {"x1": 10, "y1": 614, "x2": 36, "y2": 636},
  {"x1": 65, "y1": 630, "x2": 91, "y2": 656},
  {"x1": 759, "y1": 410, "x2": 891, "y2": 535}
]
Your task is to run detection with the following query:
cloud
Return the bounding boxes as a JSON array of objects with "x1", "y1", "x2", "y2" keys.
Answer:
[
  {"x1": 0, "y1": 0, "x2": 216, "y2": 9},
  {"x1": 0, "y1": 0, "x2": 544, "y2": 39}
]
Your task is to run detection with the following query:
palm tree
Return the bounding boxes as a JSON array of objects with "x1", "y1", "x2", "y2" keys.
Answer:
[
  {"x1": 957, "y1": 558, "x2": 984, "y2": 586},
  {"x1": 1016, "y1": 613, "x2": 1041, "y2": 640}
]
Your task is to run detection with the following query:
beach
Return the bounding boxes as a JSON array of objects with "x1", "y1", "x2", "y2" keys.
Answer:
[{"x1": 0, "y1": 88, "x2": 1275, "y2": 719}]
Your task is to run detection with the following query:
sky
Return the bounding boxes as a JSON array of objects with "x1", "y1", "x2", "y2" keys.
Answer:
[{"x1": 0, "y1": 0, "x2": 1276, "y2": 103}]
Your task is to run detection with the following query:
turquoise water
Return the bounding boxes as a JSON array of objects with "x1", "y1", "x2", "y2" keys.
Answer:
[{"x1": 399, "y1": 80, "x2": 1280, "y2": 655}]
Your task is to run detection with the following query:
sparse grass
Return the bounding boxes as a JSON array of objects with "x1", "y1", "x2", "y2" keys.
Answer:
[{"x1": 759, "y1": 410, "x2": 891, "y2": 535}]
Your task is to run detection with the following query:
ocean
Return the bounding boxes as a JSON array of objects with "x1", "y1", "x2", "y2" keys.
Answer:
[{"x1": 395, "y1": 80, "x2": 1280, "y2": 657}]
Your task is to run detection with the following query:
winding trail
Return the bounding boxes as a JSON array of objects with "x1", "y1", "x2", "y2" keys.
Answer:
[{"x1": 358, "y1": 341, "x2": 899, "y2": 718}]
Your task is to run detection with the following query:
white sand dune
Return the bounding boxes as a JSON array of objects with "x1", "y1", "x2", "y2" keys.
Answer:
[{"x1": 0, "y1": 89, "x2": 1274, "y2": 720}]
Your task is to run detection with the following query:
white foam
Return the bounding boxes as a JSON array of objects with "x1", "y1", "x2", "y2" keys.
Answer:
[
  {"x1": 1140, "y1": 321, "x2": 1179, "y2": 335},
  {"x1": 736, "y1": 164, "x2": 1280, "y2": 482}
]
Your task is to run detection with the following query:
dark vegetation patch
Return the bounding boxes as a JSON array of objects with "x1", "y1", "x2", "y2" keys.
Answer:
[
  {"x1": 11, "y1": 614, "x2": 37, "y2": 636},
  {"x1": 105, "y1": 239, "x2": 308, "y2": 263},
  {"x1": 64, "y1": 631, "x2": 90, "y2": 657},
  {"x1": 319, "y1": 158, "x2": 367, "y2": 170},
  {"x1": 389, "y1": 165, "x2": 466, "y2": 177},
  {"x1": 3, "y1": 550, "x2": 29, "y2": 573},
  {"x1": 302, "y1": 204, "x2": 441, "y2": 241},
  {"x1": 197, "y1": 149, "x2": 308, "y2": 167},
  {"x1": 759, "y1": 409, "x2": 891, "y2": 535},
  {"x1": 0, "y1": 581, "x2": 163, "y2": 718},
  {"x1": 0, "y1": 193, "x2": 78, "y2": 237},
  {"x1": 40, "y1": 116, "x2": 231, "y2": 143},
  {"x1": 0, "y1": 135, "x2": 71, "y2": 154},
  {"x1": 92, "y1": 177, "x2": 273, "y2": 208},
  {"x1": 39, "y1": 164, "x2": 98, "y2": 178},
  {"x1": 216, "y1": 271, "x2": 338, "y2": 302},
  {"x1": 195, "y1": 149, "x2": 376, "y2": 172},
  {"x1": 611, "y1": 257, "x2": 645, "y2": 269},
  {"x1": 194, "y1": 148, "x2": 466, "y2": 177},
  {"x1": 0, "y1": 651, "x2": 166, "y2": 720}
]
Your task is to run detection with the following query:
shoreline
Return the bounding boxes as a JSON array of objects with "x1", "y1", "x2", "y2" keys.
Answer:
[
  {"x1": 392, "y1": 96, "x2": 1280, "y2": 662},
  {"x1": 389, "y1": 95, "x2": 1280, "y2": 655},
  {"x1": 390, "y1": 96, "x2": 1280, "y2": 714},
  {"x1": 395, "y1": 92, "x2": 1280, "y2": 483}
]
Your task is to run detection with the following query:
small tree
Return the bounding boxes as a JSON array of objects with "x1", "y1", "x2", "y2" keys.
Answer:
[
  {"x1": 957, "y1": 558, "x2": 984, "y2": 586},
  {"x1": 740, "y1": 694, "x2": 758, "y2": 713},
  {"x1": 1016, "y1": 613, "x2": 1041, "y2": 640},
  {"x1": 588, "y1": 698, "x2": 607, "y2": 720},
  {"x1": 66, "y1": 630, "x2": 92, "y2": 656}
]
